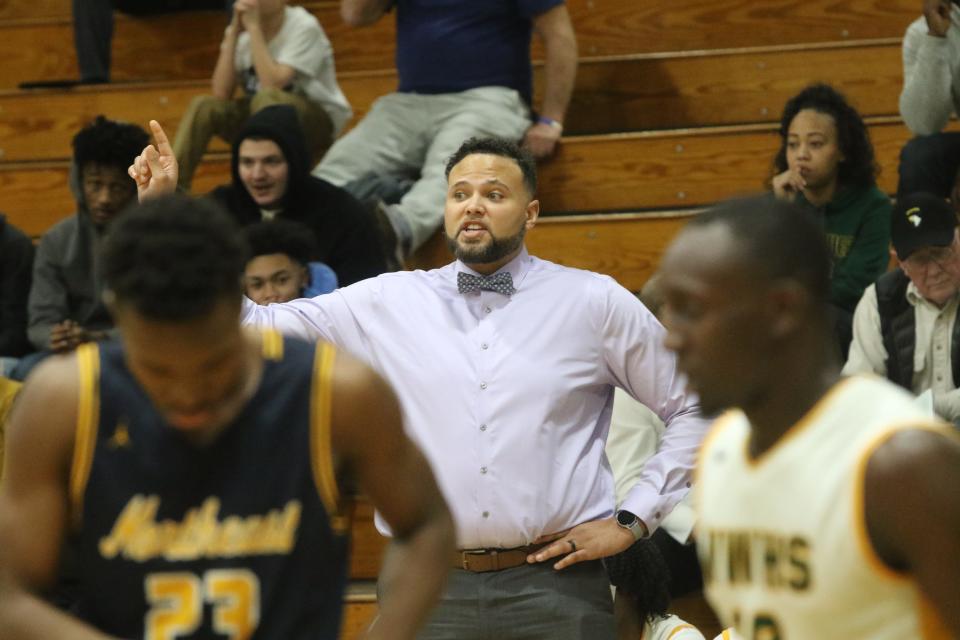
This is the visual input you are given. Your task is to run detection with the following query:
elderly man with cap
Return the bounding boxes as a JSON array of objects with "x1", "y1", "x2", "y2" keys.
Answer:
[{"x1": 844, "y1": 192, "x2": 960, "y2": 424}]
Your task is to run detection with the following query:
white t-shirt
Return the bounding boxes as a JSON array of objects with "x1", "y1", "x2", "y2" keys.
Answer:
[
  {"x1": 606, "y1": 388, "x2": 696, "y2": 542},
  {"x1": 235, "y1": 6, "x2": 352, "y2": 134}
]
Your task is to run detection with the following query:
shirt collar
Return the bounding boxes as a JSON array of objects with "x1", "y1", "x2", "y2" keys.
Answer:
[
  {"x1": 905, "y1": 280, "x2": 960, "y2": 310},
  {"x1": 455, "y1": 245, "x2": 531, "y2": 291}
]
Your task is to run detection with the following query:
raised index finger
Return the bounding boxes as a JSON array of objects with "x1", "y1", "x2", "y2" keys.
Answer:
[{"x1": 149, "y1": 120, "x2": 172, "y2": 156}]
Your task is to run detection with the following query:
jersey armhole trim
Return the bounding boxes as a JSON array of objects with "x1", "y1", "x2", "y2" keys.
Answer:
[
  {"x1": 310, "y1": 342, "x2": 347, "y2": 533},
  {"x1": 68, "y1": 343, "x2": 101, "y2": 530},
  {"x1": 260, "y1": 329, "x2": 284, "y2": 361},
  {"x1": 666, "y1": 623, "x2": 698, "y2": 639},
  {"x1": 852, "y1": 420, "x2": 949, "y2": 583}
]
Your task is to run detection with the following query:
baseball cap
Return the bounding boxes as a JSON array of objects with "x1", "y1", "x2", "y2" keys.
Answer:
[{"x1": 891, "y1": 192, "x2": 957, "y2": 260}]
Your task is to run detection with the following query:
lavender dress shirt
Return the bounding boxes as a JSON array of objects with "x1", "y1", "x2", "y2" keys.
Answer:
[{"x1": 240, "y1": 247, "x2": 708, "y2": 548}]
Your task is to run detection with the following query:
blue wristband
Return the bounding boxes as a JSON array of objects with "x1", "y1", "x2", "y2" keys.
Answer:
[{"x1": 536, "y1": 116, "x2": 564, "y2": 131}]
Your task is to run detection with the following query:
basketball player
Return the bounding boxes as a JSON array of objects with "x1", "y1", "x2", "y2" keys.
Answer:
[
  {"x1": 657, "y1": 195, "x2": 960, "y2": 638},
  {"x1": 0, "y1": 195, "x2": 455, "y2": 639}
]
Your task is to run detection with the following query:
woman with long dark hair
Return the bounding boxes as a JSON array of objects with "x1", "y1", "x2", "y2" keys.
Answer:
[{"x1": 770, "y1": 83, "x2": 891, "y2": 354}]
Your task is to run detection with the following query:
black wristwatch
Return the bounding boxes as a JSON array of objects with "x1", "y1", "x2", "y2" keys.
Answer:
[{"x1": 615, "y1": 509, "x2": 649, "y2": 541}]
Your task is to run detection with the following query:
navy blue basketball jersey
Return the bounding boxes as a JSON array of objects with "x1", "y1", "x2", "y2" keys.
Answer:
[{"x1": 67, "y1": 332, "x2": 350, "y2": 640}]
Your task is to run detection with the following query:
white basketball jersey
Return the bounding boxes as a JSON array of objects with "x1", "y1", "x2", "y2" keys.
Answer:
[{"x1": 696, "y1": 375, "x2": 952, "y2": 639}]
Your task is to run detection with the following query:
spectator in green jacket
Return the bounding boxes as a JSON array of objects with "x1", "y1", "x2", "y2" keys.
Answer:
[{"x1": 771, "y1": 83, "x2": 892, "y2": 355}]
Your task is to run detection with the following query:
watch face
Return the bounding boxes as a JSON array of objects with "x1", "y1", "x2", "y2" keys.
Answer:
[{"x1": 616, "y1": 511, "x2": 636, "y2": 526}]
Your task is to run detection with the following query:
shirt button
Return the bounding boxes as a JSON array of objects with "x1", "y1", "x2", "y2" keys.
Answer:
[
  {"x1": 480, "y1": 466, "x2": 488, "y2": 474},
  {"x1": 481, "y1": 343, "x2": 489, "y2": 350},
  {"x1": 655, "y1": 511, "x2": 662, "y2": 519},
  {"x1": 480, "y1": 424, "x2": 487, "y2": 432},
  {"x1": 937, "y1": 344, "x2": 943, "y2": 350},
  {"x1": 482, "y1": 511, "x2": 490, "y2": 518},
  {"x1": 937, "y1": 375, "x2": 943, "y2": 382},
  {"x1": 480, "y1": 382, "x2": 487, "y2": 390},
  {"x1": 484, "y1": 306, "x2": 492, "y2": 314}
]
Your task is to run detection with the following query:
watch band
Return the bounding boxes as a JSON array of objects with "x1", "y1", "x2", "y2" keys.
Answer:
[{"x1": 615, "y1": 509, "x2": 649, "y2": 541}]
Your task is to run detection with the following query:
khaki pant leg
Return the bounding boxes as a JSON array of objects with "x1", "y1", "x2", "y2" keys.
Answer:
[
  {"x1": 250, "y1": 89, "x2": 334, "y2": 166},
  {"x1": 173, "y1": 95, "x2": 249, "y2": 190}
]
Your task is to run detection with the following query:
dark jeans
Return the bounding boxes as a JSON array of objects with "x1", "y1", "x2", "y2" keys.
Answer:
[
  {"x1": 897, "y1": 133, "x2": 960, "y2": 199},
  {"x1": 9, "y1": 350, "x2": 52, "y2": 382},
  {"x1": 73, "y1": 0, "x2": 234, "y2": 81}
]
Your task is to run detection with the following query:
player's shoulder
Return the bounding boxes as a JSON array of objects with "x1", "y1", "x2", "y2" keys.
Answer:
[
  {"x1": 837, "y1": 374, "x2": 930, "y2": 421},
  {"x1": 5, "y1": 349, "x2": 84, "y2": 451}
]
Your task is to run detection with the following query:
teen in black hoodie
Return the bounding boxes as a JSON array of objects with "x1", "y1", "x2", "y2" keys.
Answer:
[{"x1": 210, "y1": 105, "x2": 387, "y2": 287}]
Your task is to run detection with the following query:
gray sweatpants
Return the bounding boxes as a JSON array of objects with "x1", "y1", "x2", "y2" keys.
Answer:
[{"x1": 313, "y1": 87, "x2": 532, "y2": 252}]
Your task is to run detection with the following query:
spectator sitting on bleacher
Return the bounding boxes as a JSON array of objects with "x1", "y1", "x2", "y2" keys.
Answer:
[
  {"x1": 845, "y1": 192, "x2": 960, "y2": 425},
  {"x1": 771, "y1": 83, "x2": 892, "y2": 355},
  {"x1": 211, "y1": 104, "x2": 386, "y2": 286},
  {"x1": 0, "y1": 215, "x2": 34, "y2": 377},
  {"x1": 15, "y1": 116, "x2": 147, "y2": 381},
  {"x1": 313, "y1": 0, "x2": 578, "y2": 266},
  {"x1": 244, "y1": 219, "x2": 338, "y2": 303},
  {"x1": 173, "y1": 0, "x2": 351, "y2": 190},
  {"x1": 897, "y1": 0, "x2": 960, "y2": 200}
]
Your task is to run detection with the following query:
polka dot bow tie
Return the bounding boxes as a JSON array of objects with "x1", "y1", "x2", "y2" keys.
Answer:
[{"x1": 457, "y1": 271, "x2": 516, "y2": 296}]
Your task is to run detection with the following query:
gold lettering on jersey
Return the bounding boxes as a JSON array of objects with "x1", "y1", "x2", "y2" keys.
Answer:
[
  {"x1": 700, "y1": 528, "x2": 811, "y2": 592},
  {"x1": 99, "y1": 495, "x2": 301, "y2": 562},
  {"x1": 825, "y1": 233, "x2": 854, "y2": 259}
]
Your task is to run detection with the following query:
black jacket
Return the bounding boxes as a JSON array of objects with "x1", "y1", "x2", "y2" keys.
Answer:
[
  {"x1": 876, "y1": 268, "x2": 960, "y2": 390},
  {"x1": 0, "y1": 214, "x2": 34, "y2": 357},
  {"x1": 210, "y1": 105, "x2": 386, "y2": 287}
]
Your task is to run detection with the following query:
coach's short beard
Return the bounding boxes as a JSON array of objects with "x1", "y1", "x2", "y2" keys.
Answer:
[{"x1": 446, "y1": 226, "x2": 526, "y2": 265}]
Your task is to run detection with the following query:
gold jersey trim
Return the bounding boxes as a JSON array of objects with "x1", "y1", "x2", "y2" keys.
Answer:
[
  {"x1": 260, "y1": 329, "x2": 284, "y2": 361},
  {"x1": 743, "y1": 376, "x2": 855, "y2": 468},
  {"x1": 310, "y1": 343, "x2": 346, "y2": 533},
  {"x1": 69, "y1": 343, "x2": 101, "y2": 529},
  {"x1": 665, "y1": 623, "x2": 697, "y2": 639}
]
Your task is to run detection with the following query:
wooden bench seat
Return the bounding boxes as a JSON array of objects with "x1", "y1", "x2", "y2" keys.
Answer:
[
  {"x1": 0, "y1": 116, "x2": 916, "y2": 244},
  {"x1": 0, "y1": 0, "x2": 916, "y2": 88},
  {"x1": 0, "y1": 39, "x2": 903, "y2": 162}
]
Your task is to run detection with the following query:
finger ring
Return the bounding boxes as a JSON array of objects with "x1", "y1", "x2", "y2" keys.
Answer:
[{"x1": 568, "y1": 540, "x2": 577, "y2": 552}]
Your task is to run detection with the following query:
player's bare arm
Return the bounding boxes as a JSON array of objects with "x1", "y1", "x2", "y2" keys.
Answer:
[
  {"x1": 340, "y1": 0, "x2": 394, "y2": 27},
  {"x1": 0, "y1": 356, "x2": 116, "y2": 639},
  {"x1": 329, "y1": 350, "x2": 455, "y2": 640},
  {"x1": 864, "y1": 428, "x2": 960, "y2": 634}
]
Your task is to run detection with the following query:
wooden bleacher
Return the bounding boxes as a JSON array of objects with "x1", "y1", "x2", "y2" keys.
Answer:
[
  {"x1": 0, "y1": 115, "x2": 919, "y2": 241},
  {"x1": 0, "y1": 0, "x2": 924, "y2": 637},
  {"x1": 0, "y1": 38, "x2": 904, "y2": 162},
  {"x1": 0, "y1": 0, "x2": 918, "y2": 87}
]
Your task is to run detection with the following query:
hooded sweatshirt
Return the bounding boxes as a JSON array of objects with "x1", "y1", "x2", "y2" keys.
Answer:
[
  {"x1": 0, "y1": 214, "x2": 34, "y2": 357},
  {"x1": 795, "y1": 184, "x2": 892, "y2": 313},
  {"x1": 27, "y1": 164, "x2": 121, "y2": 351},
  {"x1": 210, "y1": 105, "x2": 387, "y2": 287}
]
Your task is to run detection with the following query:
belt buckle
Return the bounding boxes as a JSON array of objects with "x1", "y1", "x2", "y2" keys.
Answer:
[{"x1": 461, "y1": 548, "x2": 493, "y2": 571}]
